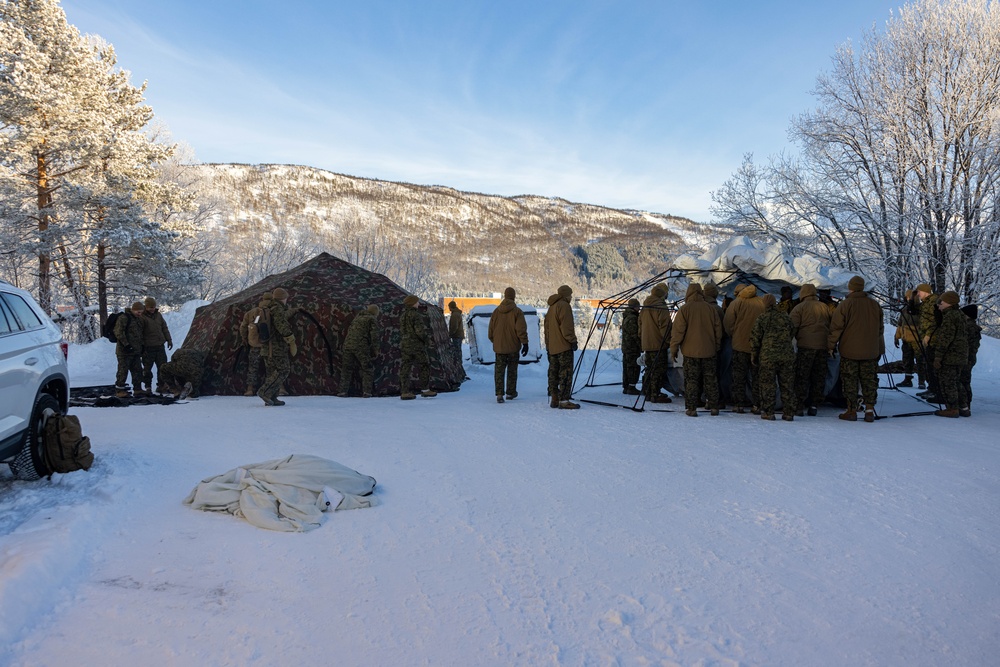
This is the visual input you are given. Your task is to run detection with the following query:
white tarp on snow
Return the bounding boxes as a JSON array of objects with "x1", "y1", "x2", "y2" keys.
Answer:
[
  {"x1": 466, "y1": 305, "x2": 543, "y2": 365},
  {"x1": 183, "y1": 454, "x2": 376, "y2": 532},
  {"x1": 673, "y1": 236, "x2": 863, "y2": 298}
]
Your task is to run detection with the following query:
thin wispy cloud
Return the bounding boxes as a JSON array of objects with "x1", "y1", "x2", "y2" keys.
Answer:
[{"x1": 61, "y1": 0, "x2": 904, "y2": 221}]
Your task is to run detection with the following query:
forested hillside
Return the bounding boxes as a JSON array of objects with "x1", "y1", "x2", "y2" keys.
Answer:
[{"x1": 191, "y1": 164, "x2": 727, "y2": 302}]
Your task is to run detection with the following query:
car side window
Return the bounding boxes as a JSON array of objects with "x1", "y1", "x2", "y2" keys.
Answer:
[
  {"x1": 0, "y1": 295, "x2": 14, "y2": 334},
  {"x1": 2, "y1": 293, "x2": 44, "y2": 331}
]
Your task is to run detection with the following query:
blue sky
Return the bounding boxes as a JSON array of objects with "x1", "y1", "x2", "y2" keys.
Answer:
[{"x1": 61, "y1": 0, "x2": 904, "y2": 221}]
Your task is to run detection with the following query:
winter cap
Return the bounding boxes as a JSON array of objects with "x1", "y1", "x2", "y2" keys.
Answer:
[
  {"x1": 655, "y1": 282, "x2": 669, "y2": 295},
  {"x1": 367, "y1": 304, "x2": 380, "y2": 315},
  {"x1": 761, "y1": 294, "x2": 776, "y2": 308},
  {"x1": 272, "y1": 287, "x2": 289, "y2": 301},
  {"x1": 557, "y1": 285, "x2": 573, "y2": 298},
  {"x1": 261, "y1": 292, "x2": 273, "y2": 301},
  {"x1": 848, "y1": 276, "x2": 865, "y2": 292},
  {"x1": 941, "y1": 290, "x2": 960, "y2": 305},
  {"x1": 504, "y1": 287, "x2": 516, "y2": 300},
  {"x1": 130, "y1": 301, "x2": 144, "y2": 311},
  {"x1": 144, "y1": 297, "x2": 157, "y2": 309},
  {"x1": 703, "y1": 283, "x2": 718, "y2": 299},
  {"x1": 685, "y1": 283, "x2": 702, "y2": 299},
  {"x1": 916, "y1": 283, "x2": 933, "y2": 294},
  {"x1": 448, "y1": 300, "x2": 458, "y2": 310},
  {"x1": 650, "y1": 284, "x2": 665, "y2": 298},
  {"x1": 799, "y1": 283, "x2": 817, "y2": 299},
  {"x1": 961, "y1": 303, "x2": 978, "y2": 320},
  {"x1": 627, "y1": 298, "x2": 640, "y2": 309},
  {"x1": 403, "y1": 295, "x2": 419, "y2": 307}
]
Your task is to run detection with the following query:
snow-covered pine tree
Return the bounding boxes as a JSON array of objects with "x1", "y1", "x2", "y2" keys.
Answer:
[{"x1": 0, "y1": 0, "x2": 197, "y2": 336}]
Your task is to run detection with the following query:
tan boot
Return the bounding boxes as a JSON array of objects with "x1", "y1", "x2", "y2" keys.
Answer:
[
  {"x1": 864, "y1": 405, "x2": 876, "y2": 422},
  {"x1": 244, "y1": 386, "x2": 256, "y2": 397},
  {"x1": 839, "y1": 409, "x2": 858, "y2": 421}
]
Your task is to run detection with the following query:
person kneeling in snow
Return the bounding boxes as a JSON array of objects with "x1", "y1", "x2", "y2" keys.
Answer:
[{"x1": 159, "y1": 347, "x2": 207, "y2": 399}]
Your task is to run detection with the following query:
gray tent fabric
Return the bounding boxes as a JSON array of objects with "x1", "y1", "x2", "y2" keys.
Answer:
[{"x1": 183, "y1": 454, "x2": 376, "y2": 532}]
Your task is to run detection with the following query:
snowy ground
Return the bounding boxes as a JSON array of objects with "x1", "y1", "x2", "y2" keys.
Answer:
[{"x1": 1, "y1": 307, "x2": 999, "y2": 666}]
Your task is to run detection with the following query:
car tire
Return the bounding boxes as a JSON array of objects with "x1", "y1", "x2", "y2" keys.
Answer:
[{"x1": 9, "y1": 393, "x2": 58, "y2": 481}]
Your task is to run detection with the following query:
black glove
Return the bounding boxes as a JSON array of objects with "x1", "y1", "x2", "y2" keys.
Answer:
[
  {"x1": 571, "y1": 342, "x2": 579, "y2": 352},
  {"x1": 520, "y1": 343, "x2": 529, "y2": 357},
  {"x1": 894, "y1": 338, "x2": 900, "y2": 348}
]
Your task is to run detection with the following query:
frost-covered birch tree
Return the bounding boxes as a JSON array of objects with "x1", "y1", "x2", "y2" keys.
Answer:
[{"x1": 711, "y1": 0, "x2": 1000, "y2": 326}]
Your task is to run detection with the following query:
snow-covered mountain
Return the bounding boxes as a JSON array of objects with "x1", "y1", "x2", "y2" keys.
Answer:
[{"x1": 191, "y1": 163, "x2": 730, "y2": 298}]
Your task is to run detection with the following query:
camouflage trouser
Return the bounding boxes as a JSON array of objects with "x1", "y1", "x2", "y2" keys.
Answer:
[
  {"x1": 494, "y1": 352, "x2": 520, "y2": 396},
  {"x1": 759, "y1": 358, "x2": 795, "y2": 415},
  {"x1": 683, "y1": 356, "x2": 720, "y2": 410},
  {"x1": 141, "y1": 344, "x2": 168, "y2": 387},
  {"x1": 340, "y1": 347, "x2": 374, "y2": 395},
  {"x1": 642, "y1": 350, "x2": 669, "y2": 400},
  {"x1": 622, "y1": 344, "x2": 641, "y2": 389},
  {"x1": 547, "y1": 350, "x2": 574, "y2": 401},
  {"x1": 937, "y1": 363, "x2": 968, "y2": 410},
  {"x1": 839, "y1": 358, "x2": 878, "y2": 411},
  {"x1": 451, "y1": 339, "x2": 463, "y2": 365},
  {"x1": 795, "y1": 348, "x2": 827, "y2": 409},
  {"x1": 730, "y1": 350, "x2": 760, "y2": 408},
  {"x1": 246, "y1": 346, "x2": 263, "y2": 390},
  {"x1": 160, "y1": 359, "x2": 204, "y2": 397},
  {"x1": 924, "y1": 345, "x2": 940, "y2": 394},
  {"x1": 900, "y1": 340, "x2": 915, "y2": 375},
  {"x1": 259, "y1": 350, "x2": 290, "y2": 401},
  {"x1": 400, "y1": 347, "x2": 429, "y2": 394},
  {"x1": 115, "y1": 349, "x2": 143, "y2": 388},
  {"x1": 961, "y1": 360, "x2": 975, "y2": 407}
]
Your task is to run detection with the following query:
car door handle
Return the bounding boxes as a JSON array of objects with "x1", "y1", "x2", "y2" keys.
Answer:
[{"x1": 25, "y1": 357, "x2": 39, "y2": 366}]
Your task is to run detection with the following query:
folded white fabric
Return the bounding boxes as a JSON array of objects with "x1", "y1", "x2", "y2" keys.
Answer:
[{"x1": 183, "y1": 454, "x2": 376, "y2": 532}]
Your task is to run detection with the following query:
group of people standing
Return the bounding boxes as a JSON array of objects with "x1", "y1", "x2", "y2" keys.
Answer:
[
  {"x1": 113, "y1": 297, "x2": 176, "y2": 398},
  {"x1": 617, "y1": 276, "x2": 981, "y2": 420},
  {"x1": 236, "y1": 288, "x2": 440, "y2": 404}
]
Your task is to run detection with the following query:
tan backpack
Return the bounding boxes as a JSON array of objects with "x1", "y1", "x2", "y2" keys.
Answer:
[
  {"x1": 42, "y1": 410, "x2": 94, "y2": 477},
  {"x1": 246, "y1": 306, "x2": 271, "y2": 347}
]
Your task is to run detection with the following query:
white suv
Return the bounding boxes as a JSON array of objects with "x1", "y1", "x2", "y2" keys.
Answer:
[{"x1": 0, "y1": 280, "x2": 69, "y2": 479}]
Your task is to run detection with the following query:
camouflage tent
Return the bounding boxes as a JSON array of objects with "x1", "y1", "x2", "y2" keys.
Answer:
[{"x1": 180, "y1": 253, "x2": 464, "y2": 397}]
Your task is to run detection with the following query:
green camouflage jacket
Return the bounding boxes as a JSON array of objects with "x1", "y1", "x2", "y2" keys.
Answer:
[{"x1": 750, "y1": 306, "x2": 795, "y2": 363}]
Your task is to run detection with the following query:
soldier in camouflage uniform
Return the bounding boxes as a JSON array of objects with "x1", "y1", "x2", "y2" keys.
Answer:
[
  {"x1": 488, "y1": 287, "x2": 529, "y2": 402},
  {"x1": 140, "y1": 297, "x2": 173, "y2": 394},
  {"x1": 339, "y1": 304, "x2": 379, "y2": 398},
  {"x1": 960, "y1": 304, "x2": 982, "y2": 417},
  {"x1": 238, "y1": 292, "x2": 271, "y2": 396},
  {"x1": 916, "y1": 283, "x2": 940, "y2": 398},
  {"x1": 750, "y1": 294, "x2": 796, "y2": 420},
  {"x1": 448, "y1": 301, "x2": 464, "y2": 367},
  {"x1": 776, "y1": 286, "x2": 797, "y2": 315},
  {"x1": 932, "y1": 291, "x2": 969, "y2": 417},
  {"x1": 159, "y1": 347, "x2": 207, "y2": 398},
  {"x1": 620, "y1": 298, "x2": 641, "y2": 395},
  {"x1": 114, "y1": 302, "x2": 146, "y2": 398},
  {"x1": 640, "y1": 284, "x2": 672, "y2": 404},
  {"x1": 893, "y1": 290, "x2": 922, "y2": 388},
  {"x1": 724, "y1": 284, "x2": 766, "y2": 413},
  {"x1": 544, "y1": 285, "x2": 579, "y2": 409},
  {"x1": 400, "y1": 295, "x2": 436, "y2": 399},
  {"x1": 257, "y1": 287, "x2": 297, "y2": 406},
  {"x1": 828, "y1": 276, "x2": 884, "y2": 422},
  {"x1": 670, "y1": 283, "x2": 722, "y2": 416},
  {"x1": 790, "y1": 283, "x2": 831, "y2": 416}
]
